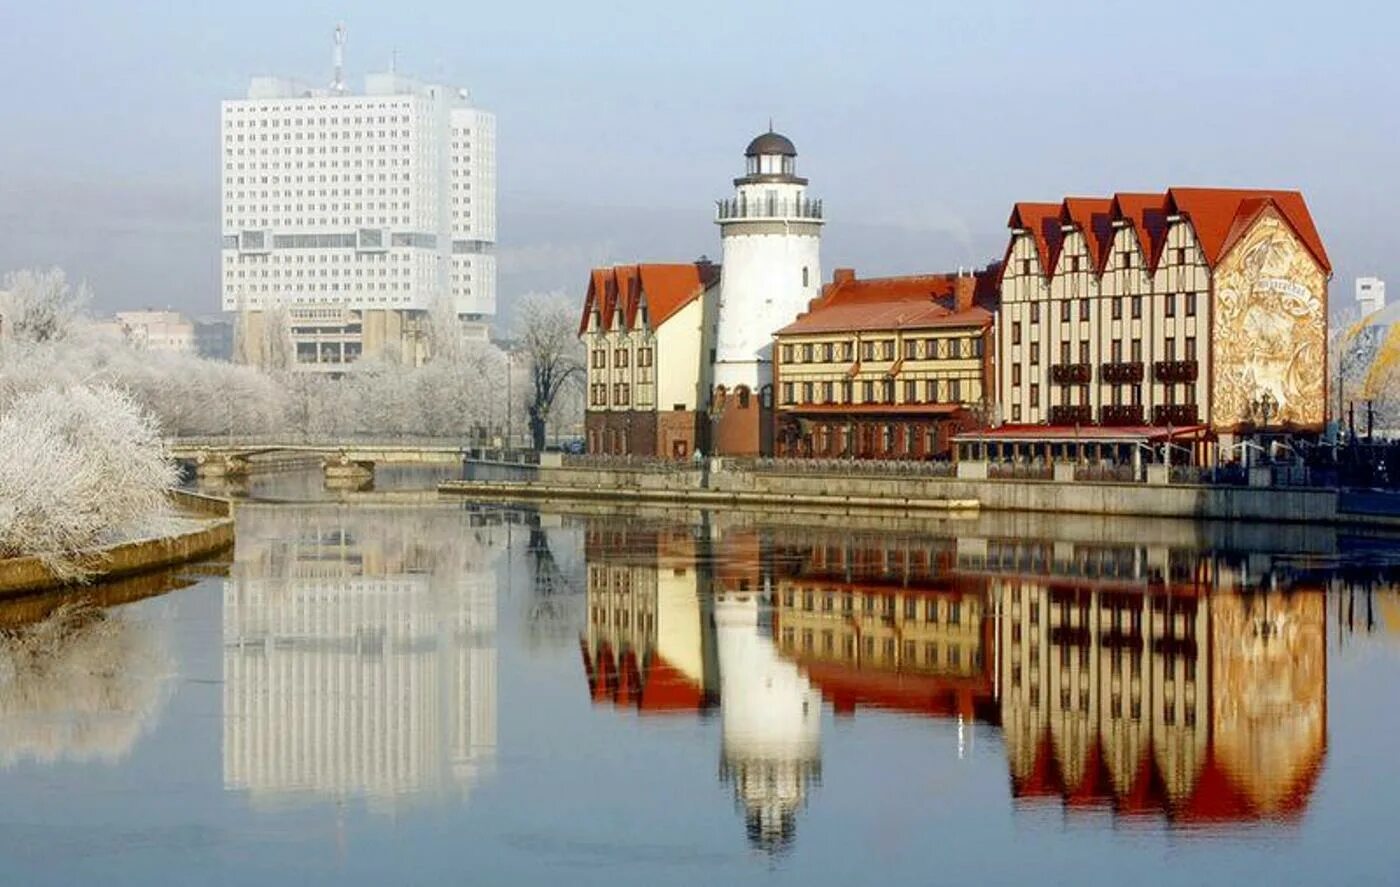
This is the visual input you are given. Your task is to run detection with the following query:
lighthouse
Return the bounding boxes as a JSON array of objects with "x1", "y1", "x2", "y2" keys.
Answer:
[{"x1": 710, "y1": 130, "x2": 824, "y2": 456}]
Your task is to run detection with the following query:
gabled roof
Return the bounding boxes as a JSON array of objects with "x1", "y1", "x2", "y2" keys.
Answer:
[
  {"x1": 1166, "y1": 188, "x2": 1331, "y2": 274},
  {"x1": 1008, "y1": 203, "x2": 1065, "y2": 279},
  {"x1": 1060, "y1": 197, "x2": 1115, "y2": 272},
  {"x1": 578, "y1": 261, "x2": 719, "y2": 336},
  {"x1": 1007, "y1": 188, "x2": 1330, "y2": 277}
]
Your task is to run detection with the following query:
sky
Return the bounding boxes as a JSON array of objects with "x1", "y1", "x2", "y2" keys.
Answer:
[{"x1": 0, "y1": 0, "x2": 1396, "y2": 326}]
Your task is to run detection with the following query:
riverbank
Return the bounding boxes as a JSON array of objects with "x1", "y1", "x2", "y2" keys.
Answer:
[
  {"x1": 439, "y1": 460, "x2": 1400, "y2": 528},
  {"x1": 0, "y1": 490, "x2": 235, "y2": 597}
]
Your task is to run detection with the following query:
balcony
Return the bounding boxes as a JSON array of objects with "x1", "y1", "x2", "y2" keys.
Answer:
[
  {"x1": 1154, "y1": 360, "x2": 1199, "y2": 383},
  {"x1": 716, "y1": 197, "x2": 824, "y2": 222},
  {"x1": 1152, "y1": 404, "x2": 1199, "y2": 425},
  {"x1": 1049, "y1": 363, "x2": 1092, "y2": 385},
  {"x1": 1100, "y1": 405, "x2": 1144, "y2": 426},
  {"x1": 1101, "y1": 361, "x2": 1144, "y2": 384},
  {"x1": 1049, "y1": 405, "x2": 1093, "y2": 425}
]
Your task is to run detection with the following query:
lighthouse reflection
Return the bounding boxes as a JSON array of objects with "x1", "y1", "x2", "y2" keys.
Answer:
[{"x1": 580, "y1": 513, "x2": 1337, "y2": 851}]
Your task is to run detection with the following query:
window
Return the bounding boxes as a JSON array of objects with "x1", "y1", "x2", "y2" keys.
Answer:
[
  {"x1": 841, "y1": 379, "x2": 853, "y2": 403},
  {"x1": 1131, "y1": 383, "x2": 1142, "y2": 406},
  {"x1": 1186, "y1": 292, "x2": 1197, "y2": 317},
  {"x1": 948, "y1": 378, "x2": 961, "y2": 401},
  {"x1": 781, "y1": 382, "x2": 794, "y2": 405},
  {"x1": 882, "y1": 340, "x2": 895, "y2": 360},
  {"x1": 822, "y1": 381, "x2": 834, "y2": 403},
  {"x1": 1131, "y1": 338, "x2": 1142, "y2": 362},
  {"x1": 948, "y1": 338, "x2": 962, "y2": 359},
  {"x1": 1165, "y1": 336, "x2": 1176, "y2": 361},
  {"x1": 1030, "y1": 302, "x2": 1040, "y2": 324},
  {"x1": 1070, "y1": 255, "x2": 1081, "y2": 272},
  {"x1": 615, "y1": 348, "x2": 629, "y2": 368},
  {"x1": 1012, "y1": 404, "x2": 1022, "y2": 421},
  {"x1": 1079, "y1": 340, "x2": 1090, "y2": 364},
  {"x1": 1119, "y1": 251, "x2": 1132, "y2": 269},
  {"x1": 1185, "y1": 336, "x2": 1197, "y2": 361},
  {"x1": 1060, "y1": 300, "x2": 1071, "y2": 322},
  {"x1": 862, "y1": 341, "x2": 875, "y2": 361},
  {"x1": 927, "y1": 379, "x2": 940, "y2": 402},
  {"x1": 1012, "y1": 363, "x2": 1022, "y2": 386},
  {"x1": 842, "y1": 341, "x2": 854, "y2": 361},
  {"x1": 882, "y1": 380, "x2": 895, "y2": 403},
  {"x1": 1112, "y1": 297, "x2": 1123, "y2": 320},
  {"x1": 1111, "y1": 339, "x2": 1122, "y2": 362},
  {"x1": 1020, "y1": 258, "x2": 1032, "y2": 275},
  {"x1": 638, "y1": 347, "x2": 653, "y2": 367},
  {"x1": 1060, "y1": 340, "x2": 1071, "y2": 364},
  {"x1": 781, "y1": 344, "x2": 793, "y2": 363},
  {"x1": 972, "y1": 337, "x2": 984, "y2": 357},
  {"x1": 1079, "y1": 298, "x2": 1090, "y2": 321},
  {"x1": 801, "y1": 343, "x2": 813, "y2": 362},
  {"x1": 1012, "y1": 322, "x2": 1022, "y2": 345},
  {"x1": 905, "y1": 380, "x2": 919, "y2": 402},
  {"x1": 1165, "y1": 293, "x2": 1176, "y2": 317},
  {"x1": 802, "y1": 266, "x2": 809, "y2": 287},
  {"x1": 1030, "y1": 383, "x2": 1040, "y2": 408},
  {"x1": 1131, "y1": 296, "x2": 1142, "y2": 319},
  {"x1": 1030, "y1": 342, "x2": 1040, "y2": 364},
  {"x1": 862, "y1": 380, "x2": 875, "y2": 402},
  {"x1": 592, "y1": 349, "x2": 606, "y2": 369},
  {"x1": 822, "y1": 342, "x2": 834, "y2": 362},
  {"x1": 905, "y1": 339, "x2": 919, "y2": 360}
]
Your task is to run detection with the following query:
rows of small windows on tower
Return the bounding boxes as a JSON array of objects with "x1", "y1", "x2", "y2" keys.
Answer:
[{"x1": 746, "y1": 153, "x2": 796, "y2": 177}]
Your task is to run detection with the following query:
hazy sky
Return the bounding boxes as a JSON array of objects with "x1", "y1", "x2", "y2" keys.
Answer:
[{"x1": 0, "y1": 0, "x2": 1395, "y2": 324}]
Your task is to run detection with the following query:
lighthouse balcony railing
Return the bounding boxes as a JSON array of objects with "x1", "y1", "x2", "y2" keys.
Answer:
[{"x1": 716, "y1": 197, "x2": 824, "y2": 222}]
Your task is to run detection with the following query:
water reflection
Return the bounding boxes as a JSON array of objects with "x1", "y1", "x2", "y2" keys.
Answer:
[
  {"x1": 0, "y1": 569, "x2": 196, "y2": 767},
  {"x1": 579, "y1": 512, "x2": 1374, "y2": 849},
  {"x1": 222, "y1": 505, "x2": 502, "y2": 812}
]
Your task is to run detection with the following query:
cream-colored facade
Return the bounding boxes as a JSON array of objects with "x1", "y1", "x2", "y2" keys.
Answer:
[
  {"x1": 997, "y1": 192, "x2": 1329, "y2": 439},
  {"x1": 777, "y1": 328, "x2": 988, "y2": 415},
  {"x1": 235, "y1": 305, "x2": 432, "y2": 371}
]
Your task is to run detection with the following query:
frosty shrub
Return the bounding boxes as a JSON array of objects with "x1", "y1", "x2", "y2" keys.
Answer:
[{"x1": 0, "y1": 384, "x2": 177, "y2": 579}]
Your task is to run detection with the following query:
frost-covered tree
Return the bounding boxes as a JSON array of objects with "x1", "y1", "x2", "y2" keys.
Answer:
[
  {"x1": 517, "y1": 292, "x2": 584, "y2": 450},
  {"x1": 0, "y1": 268, "x2": 89, "y2": 344},
  {"x1": 0, "y1": 384, "x2": 177, "y2": 579}
]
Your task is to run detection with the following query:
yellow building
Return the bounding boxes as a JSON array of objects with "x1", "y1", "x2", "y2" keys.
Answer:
[{"x1": 772, "y1": 268, "x2": 997, "y2": 459}]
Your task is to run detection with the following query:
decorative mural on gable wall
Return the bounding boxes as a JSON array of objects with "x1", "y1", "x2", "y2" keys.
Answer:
[{"x1": 1211, "y1": 211, "x2": 1327, "y2": 429}]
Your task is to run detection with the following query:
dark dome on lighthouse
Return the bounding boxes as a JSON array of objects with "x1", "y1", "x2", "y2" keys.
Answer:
[{"x1": 745, "y1": 131, "x2": 797, "y2": 157}]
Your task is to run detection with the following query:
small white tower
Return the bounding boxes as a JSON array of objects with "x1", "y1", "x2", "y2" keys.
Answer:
[
  {"x1": 710, "y1": 130, "x2": 823, "y2": 455},
  {"x1": 714, "y1": 590, "x2": 822, "y2": 854}
]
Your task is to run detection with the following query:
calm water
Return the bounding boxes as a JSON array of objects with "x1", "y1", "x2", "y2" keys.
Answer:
[{"x1": 1, "y1": 477, "x2": 1399, "y2": 885}]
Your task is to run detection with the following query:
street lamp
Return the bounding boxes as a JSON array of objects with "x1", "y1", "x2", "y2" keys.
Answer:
[{"x1": 1250, "y1": 389, "x2": 1279, "y2": 427}]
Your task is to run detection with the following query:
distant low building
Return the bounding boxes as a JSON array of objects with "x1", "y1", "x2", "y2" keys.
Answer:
[
  {"x1": 193, "y1": 315, "x2": 235, "y2": 361},
  {"x1": 102, "y1": 309, "x2": 196, "y2": 354},
  {"x1": 772, "y1": 267, "x2": 998, "y2": 459}
]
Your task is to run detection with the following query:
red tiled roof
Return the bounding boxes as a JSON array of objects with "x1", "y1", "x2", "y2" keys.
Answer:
[
  {"x1": 1060, "y1": 198, "x2": 1115, "y2": 272},
  {"x1": 578, "y1": 262, "x2": 719, "y2": 336},
  {"x1": 777, "y1": 268, "x2": 997, "y2": 336},
  {"x1": 1011, "y1": 189, "x2": 1329, "y2": 277},
  {"x1": 1110, "y1": 192, "x2": 1171, "y2": 272},
  {"x1": 1166, "y1": 187, "x2": 1331, "y2": 273}
]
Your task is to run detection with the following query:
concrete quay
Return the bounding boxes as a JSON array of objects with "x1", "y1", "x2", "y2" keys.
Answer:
[{"x1": 439, "y1": 459, "x2": 1400, "y2": 528}]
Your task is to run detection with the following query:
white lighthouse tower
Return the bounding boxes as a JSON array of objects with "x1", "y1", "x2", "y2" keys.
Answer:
[{"x1": 710, "y1": 130, "x2": 824, "y2": 456}]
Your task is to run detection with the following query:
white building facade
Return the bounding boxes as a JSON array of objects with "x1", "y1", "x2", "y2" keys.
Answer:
[
  {"x1": 221, "y1": 55, "x2": 496, "y2": 371},
  {"x1": 1357, "y1": 276, "x2": 1386, "y2": 317},
  {"x1": 710, "y1": 131, "x2": 824, "y2": 455}
]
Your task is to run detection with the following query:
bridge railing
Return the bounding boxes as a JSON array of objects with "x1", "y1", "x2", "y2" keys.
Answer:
[{"x1": 170, "y1": 435, "x2": 493, "y2": 451}]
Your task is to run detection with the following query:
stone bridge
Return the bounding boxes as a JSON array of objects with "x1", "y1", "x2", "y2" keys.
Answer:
[{"x1": 167, "y1": 437, "x2": 538, "y2": 482}]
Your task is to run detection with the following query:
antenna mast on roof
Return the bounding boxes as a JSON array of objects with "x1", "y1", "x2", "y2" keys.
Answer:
[{"x1": 331, "y1": 23, "x2": 347, "y2": 94}]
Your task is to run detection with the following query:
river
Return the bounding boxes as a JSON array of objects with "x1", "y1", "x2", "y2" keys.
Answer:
[{"x1": 0, "y1": 470, "x2": 1397, "y2": 885}]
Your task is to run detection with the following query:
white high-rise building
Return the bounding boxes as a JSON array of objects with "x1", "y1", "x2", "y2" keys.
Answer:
[
  {"x1": 220, "y1": 32, "x2": 496, "y2": 371},
  {"x1": 1358, "y1": 276, "x2": 1386, "y2": 317}
]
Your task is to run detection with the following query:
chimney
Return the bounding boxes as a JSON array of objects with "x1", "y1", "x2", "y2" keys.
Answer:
[
  {"x1": 833, "y1": 268, "x2": 856, "y2": 286},
  {"x1": 954, "y1": 272, "x2": 976, "y2": 313}
]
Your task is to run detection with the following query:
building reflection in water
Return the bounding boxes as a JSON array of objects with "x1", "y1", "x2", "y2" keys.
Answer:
[
  {"x1": 223, "y1": 506, "x2": 501, "y2": 812},
  {"x1": 581, "y1": 512, "x2": 1348, "y2": 848}
]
